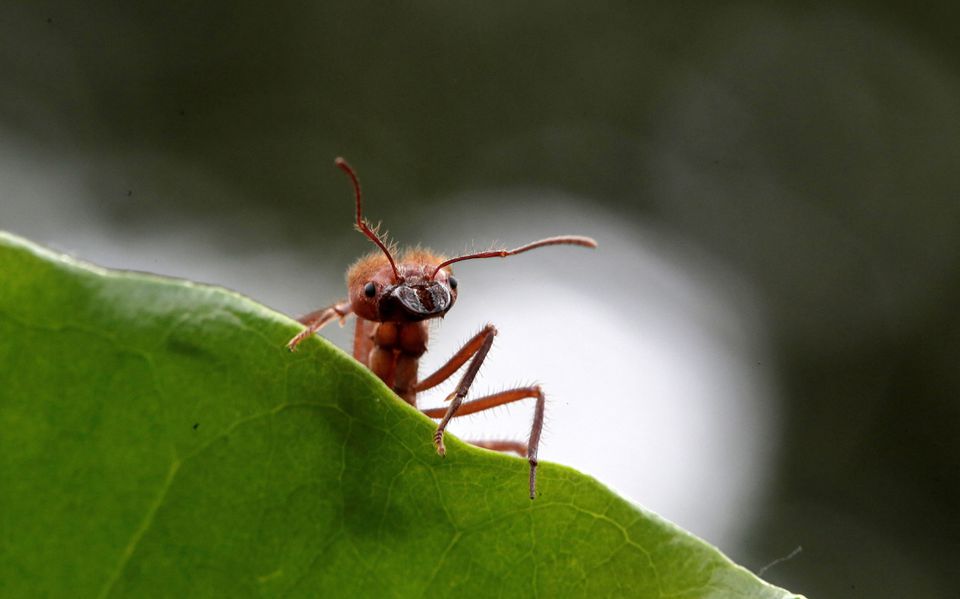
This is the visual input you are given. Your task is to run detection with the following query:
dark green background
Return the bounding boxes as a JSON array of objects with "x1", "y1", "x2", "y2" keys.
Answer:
[{"x1": 2, "y1": 2, "x2": 958, "y2": 597}]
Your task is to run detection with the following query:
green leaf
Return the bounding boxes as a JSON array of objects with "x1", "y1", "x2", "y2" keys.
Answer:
[{"x1": 0, "y1": 231, "x2": 803, "y2": 599}]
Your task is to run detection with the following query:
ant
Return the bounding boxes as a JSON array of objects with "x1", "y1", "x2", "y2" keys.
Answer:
[{"x1": 287, "y1": 158, "x2": 596, "y2": 499}]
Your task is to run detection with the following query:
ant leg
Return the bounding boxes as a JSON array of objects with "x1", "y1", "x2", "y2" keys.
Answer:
[
  {"x1": 429, "y1": 331, "x2": 496, "y2": 457},
  {"x1": 467, "y1": 440, "x2": 527, "y2": 456},
  {"x1": 424, "y1": 387, "x2": 545, "y2": 499},
  {"x1": 287, "y1": 300, "x2": 352, "y2": 351},
  {"x1": 414, "y1": 324, "x2": 497, "y2": 392}
]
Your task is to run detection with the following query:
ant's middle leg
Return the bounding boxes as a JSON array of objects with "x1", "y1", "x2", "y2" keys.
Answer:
[
  {"x1": 415, "y1": 323, "x2": 547, "y2": 498},
  {"x1": 423, "y1": 387, "x2": 545, "y2": 499}
]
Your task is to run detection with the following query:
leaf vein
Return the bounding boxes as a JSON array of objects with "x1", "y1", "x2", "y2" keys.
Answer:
[{"x1": 97, "y1": 458, "x2": 181, "y2": 599}]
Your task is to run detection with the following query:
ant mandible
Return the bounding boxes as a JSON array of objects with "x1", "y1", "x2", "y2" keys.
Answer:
[{"x1": 287, "y1": 157, "x2": 596, "y2": 499}]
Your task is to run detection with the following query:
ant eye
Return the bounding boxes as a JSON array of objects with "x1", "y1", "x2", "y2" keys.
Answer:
[
  {"x1": 448, "y1": 276, "x2": 458, "y2": 290},
  {"x1": 363, "y1": 282, "x2": 376, "y2": 298}
]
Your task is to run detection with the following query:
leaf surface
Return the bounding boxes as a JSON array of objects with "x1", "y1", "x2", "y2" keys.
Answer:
[{"x1": 0, "y1": 232, "x2": 802, "y2": 598}]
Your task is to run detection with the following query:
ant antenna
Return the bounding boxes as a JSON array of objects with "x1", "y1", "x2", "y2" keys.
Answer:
[
  {"x1": 430, "y1": 235, "x2": 597, "y2": 279},
  {"x1": 335, "y1": 157, "x2": 401, "y2": 280}
]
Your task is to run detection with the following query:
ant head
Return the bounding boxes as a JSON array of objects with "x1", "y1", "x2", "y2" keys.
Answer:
[
  {"x1": 335, "y1": 157, "x2": 595, "y2": 322},
  {"x1": 337, "y1": 158, "x2": 458, "y2": 323},
  {"x1": 347, "y1": 250, "x2": 458, "y2": 323}
]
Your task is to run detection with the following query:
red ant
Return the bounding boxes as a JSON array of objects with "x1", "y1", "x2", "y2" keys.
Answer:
[{"x1": 287, "y1": 158, "x2": 596, "y2": 499}]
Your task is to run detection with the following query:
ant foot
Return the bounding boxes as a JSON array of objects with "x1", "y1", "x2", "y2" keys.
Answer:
[
  {"x1": 286, "y1": 333, "x2": 306, "y2": 352},
  {"x1": 433, "y1": 429, "x2": 446, "y2": 456}
]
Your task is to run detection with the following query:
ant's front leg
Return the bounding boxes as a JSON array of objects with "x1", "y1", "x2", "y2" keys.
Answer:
[
  {"x1": 414, "y1": 324, "x2": 498, "y2": 454},
  {"x1": 413, "y1": 324, "x2": 497, "y2": 393},
  {"x1": 423, "y1": 387, "x2": 545, "y2": 500},
  {"x1": 417, "y1": 324, "x2": 546, "y2": 499},
  {"x1": 286, "y1": 300, "x2": 352, "y2": 351}
]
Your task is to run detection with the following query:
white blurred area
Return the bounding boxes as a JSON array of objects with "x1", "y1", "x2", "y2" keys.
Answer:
[{"x1": 1, "y1": 143, "x2": 780, "y2": 549}]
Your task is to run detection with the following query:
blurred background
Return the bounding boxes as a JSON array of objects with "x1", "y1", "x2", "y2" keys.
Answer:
[{"x1": 2, "y1": 2, "x2": 958, "y2": 596}]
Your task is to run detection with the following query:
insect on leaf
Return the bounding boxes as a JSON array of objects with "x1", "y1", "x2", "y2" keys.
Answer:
[{"x1": 0, "y1": 232, "x2": 805, "y2": 598}]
